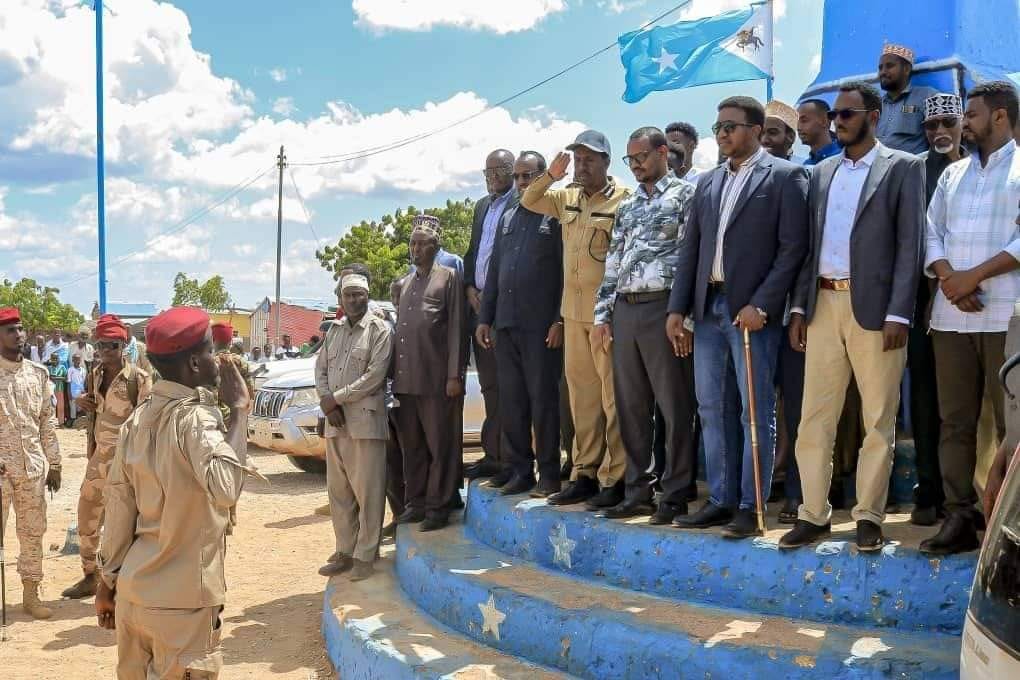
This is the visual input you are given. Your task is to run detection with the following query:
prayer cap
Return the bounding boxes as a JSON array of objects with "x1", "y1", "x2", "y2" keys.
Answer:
[
  {"x1": 882, "y1": 43, "x2": 915, "y2": 65},
  {"x1": 340, "y1": 274, "x2": 370, "y2": 293},
  {"x1": 411, "y1": 214, "x2": 442, "y2": 239},
  {"x1": 765, "y1": 100, "x2": 799, "y2": 133},
  {"x1": 924, "y1": 93, "x2": 963, "y2": 121}
]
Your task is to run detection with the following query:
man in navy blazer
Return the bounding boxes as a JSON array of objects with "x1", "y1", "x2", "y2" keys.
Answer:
[{"x1": 667, "y1": 95, "x2": 810, "y2": 538}]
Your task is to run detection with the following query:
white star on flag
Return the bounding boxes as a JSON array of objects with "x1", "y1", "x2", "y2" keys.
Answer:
[
  {"x1": 651, "y1": 47, "x2": 679, "y2": 74},
  {"x1": 478, "y1": 594, "x2": 507, "y2": 641},
  {"x1": 549, "y1": 524, "x2": 577, "y2": 570}
]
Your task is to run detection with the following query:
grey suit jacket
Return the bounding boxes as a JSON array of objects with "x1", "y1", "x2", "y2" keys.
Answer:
[{"x1": 791, "y1": 142, "x2": 925, "y2": 331}]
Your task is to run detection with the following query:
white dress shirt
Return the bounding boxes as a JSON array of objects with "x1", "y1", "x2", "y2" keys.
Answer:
[
  {"x1": 925, "y1": 140, "x2": 1020, "y2": 333},
  {"x1": 711, "y1": 147, "x2": 766, "y2": 282}
]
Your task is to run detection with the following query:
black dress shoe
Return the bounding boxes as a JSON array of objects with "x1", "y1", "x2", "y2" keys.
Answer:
[
  {"x1": 856, "y1": 520, "x2": 884, "y2": 552},
  {"x1": 500, "y1": 473, "x2": 537, "y2": 496},
  {"x1": 649, "y1": 501, "x2": 687, "y2": 525},
  {"x1": 584, "y1": 481, "x2": 625, "y2": 510},
  {"x1": 419, "y1": 515, "x2": 449, "y2": 532},
  {"x1": 486, "y1": 469, "x2": 513, "y2": 489},
  {"x1": 722, "y1": 508, "x2": 762, "y2": 539},
  {"x1": 530, "y1": 478, "x2": 562, "y2": 498},
  {"x1": 672, "y1": 502, "x2": 732, "y2": 529},
  {"x1": 548, "y1": 476, "x2": 599, "y2": 506},
  {"x1": 910, "y1": 505, "x2": 939, "y2": 527},
  {"x1": 465, "y1": 459, "x2": 501, "y2": 480},
  {"x1": 778, "y1": 520, "x2": 831, "y2": 549},
  {"x1": 919, "y1": 514, "x2": 980, "y2": 555},
  {"x1": 397, "y1": 508, "x2": 425, "y2": 524},
  {"x1": 600, "y1": 499, "x2": 655, "y2": 519},
  {"x1": 778, "y1": 498, "x2": 799, "y2": 525}
]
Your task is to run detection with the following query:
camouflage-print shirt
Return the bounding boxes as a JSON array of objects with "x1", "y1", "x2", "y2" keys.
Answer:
[
  {"x1": 92, "y1": 361, "x2": 152, "y2": 460},
  {"x1": 215, "y1": 351, "x2": 254, "y2": 427},
  {"x1": 0, "y1": 355, "x2": 59, "y2": 479},
  {"x1": 594, "y1": 172, "x2": 696, "y2": 325}
]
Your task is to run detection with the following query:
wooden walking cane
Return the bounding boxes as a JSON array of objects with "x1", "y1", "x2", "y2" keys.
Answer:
[
  {"x1": 742, "y1": 327, "x2": 767, "y2": 535},
  {"x1": 1, "y1": 477, "x2": 8, "y2": 642}
]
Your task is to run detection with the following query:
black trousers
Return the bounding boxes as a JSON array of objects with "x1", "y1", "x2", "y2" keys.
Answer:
[
  {"x1": 470, "y1": 313, "x2": 502, "y2": 464},
  {"x1": 385, "y1": 410, "x2": 406, "y2": 518},
  {"x1": 494, "y1": 327, "x2": 562, "y2": 482},
  {"x1": 395, "y1": 393, "x2": 463, "y2": 518},
  {"x1": 612, "y1": 297, "x2": 697, "y2": 504},
  {"x1": 777, "y1": 333, "x2": 805, "y2": 500},
  {"x1": 908, "y1": 283, "x2": 943, "y2": 509},
  {"x1": 653, "y1": 404, "x2": 700, "y2": 493}
]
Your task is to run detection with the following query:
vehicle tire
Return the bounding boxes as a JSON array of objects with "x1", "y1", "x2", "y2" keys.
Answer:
[{"x1": 288, "y1": 455, "x2": 326, "y2": 474}]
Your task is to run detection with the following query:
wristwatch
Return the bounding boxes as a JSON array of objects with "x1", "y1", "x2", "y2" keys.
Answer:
[{"x1": 754, "y1": 307, "x2": 768, "y2": 323}]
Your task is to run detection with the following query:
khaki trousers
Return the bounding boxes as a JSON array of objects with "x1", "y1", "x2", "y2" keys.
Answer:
[
  {"x1": 0, "y1": 473, "x2": 46, "y2": 582},
  {"x1": 563, "y1": 318, "x2": 626, "y2": 487},
  {"x1": 326, "y1": 431, "x2": 386, "y2": 563},
  {"x1": 115, "y1": 599, "x2": 222, "y2": 679},
  {"x1": 796, "y1": 290, "x2": 907, "y2": 526},
  {"x1": 77, "y1": 447, "x2": 115, "y2": 574}
]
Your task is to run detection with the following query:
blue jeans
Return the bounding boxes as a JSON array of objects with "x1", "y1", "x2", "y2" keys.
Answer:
[{"x1": 694, "y1": 289, "x2": 780, "y2": 510}]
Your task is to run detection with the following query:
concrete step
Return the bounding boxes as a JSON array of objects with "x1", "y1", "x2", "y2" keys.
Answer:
[
  {"x1": 396, "y1": 523, "x2": 960, "y2": 679},
  {"x1": 322, "y1": 555, "x2": 576, "y2": 679},
  {"x1": 464, "y1": 481, "x2": 975, "y2": 634}
]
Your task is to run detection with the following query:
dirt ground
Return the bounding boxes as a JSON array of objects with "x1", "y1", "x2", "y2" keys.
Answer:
[{"x1": 1, "y1": 428, "x2": 338, "y2": 679}]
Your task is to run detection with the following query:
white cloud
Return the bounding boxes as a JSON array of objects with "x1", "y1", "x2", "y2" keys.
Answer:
[
  {"x1": 232, "y1": 243, "x2": 255, "y2": 257},
  {"x1": 599, "y1": 0, "x2": 646, "y2": 13},
  {"x1": 268, "y1": 67, "x2": 288, "y2": 82},
  {"x1": 809, "y1": 52, "x2": 821, "y2": 74},
  {"x1": 132, "y1": 224, "x2": 212, "y2": 264},
  {"x1": 352, "y1": 0, "x2": 567, "y2": 34},
  {"x1": 272, "y1": 96, "x2": 297, "y2": 116},
  {"x1": 682, "y1": 0, "x2": 786, "y2": 19},
  {"x1": 692, "y1": 136, "x2": 720, "y2": 172}
]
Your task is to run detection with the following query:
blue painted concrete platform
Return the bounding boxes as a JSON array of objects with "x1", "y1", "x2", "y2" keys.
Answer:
[
  {"x1": 396, "y1": 524, "x2": 960, "y2": 679},
  {"x1": 465, "y1": 481, "x2": 976, "y2": 634}
]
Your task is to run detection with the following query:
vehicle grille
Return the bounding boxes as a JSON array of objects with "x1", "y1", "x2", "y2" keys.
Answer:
[{"x1": 253, "y1": 389, "x2": 290, "y2": 418}]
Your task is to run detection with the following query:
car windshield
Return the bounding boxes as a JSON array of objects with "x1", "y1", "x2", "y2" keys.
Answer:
[{"x1": 969, "y1": 450, "x2": 1020, "y2": 652}]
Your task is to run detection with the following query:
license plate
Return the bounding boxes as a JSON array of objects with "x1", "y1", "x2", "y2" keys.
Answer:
[{"x1": 251, "y1": 419, "x2": 280, "y2": 438}]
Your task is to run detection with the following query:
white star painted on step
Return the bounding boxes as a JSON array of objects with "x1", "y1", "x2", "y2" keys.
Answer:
[
  {"x1": 478, "y1": 594, "x2": 507, "y2": 641},
  {"x1": 549, "y1": 524, "x2": 577, "y2": 570},
  {"x1": 652, "y1": 47, "x2": 679, "y2": 74}
]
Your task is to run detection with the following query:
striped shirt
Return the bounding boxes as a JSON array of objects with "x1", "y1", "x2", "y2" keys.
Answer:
[
  {"x1": 712, "y1": 147, "x2": 767, "y2": 281},
  {"x1": 925, "y1": 140, "x2": 1020, "y2": 332}
]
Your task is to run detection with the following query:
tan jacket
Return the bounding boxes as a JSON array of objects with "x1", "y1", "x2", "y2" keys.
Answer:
[
  {"x1": 100, "y1": 380, "x2": 252, "y2": 608},
  {"x1": 522, "y1": 172, "x2": 631, "y2": 323},
  {"x1": 0, "y1": 356, "x2": 59, "y2": 480},
  {"x1": 314, "y1": 314, "x2": 392, "y2": 440},
  {"x1": 89, "y1": 360, "x2": 152, "y2": 460}
]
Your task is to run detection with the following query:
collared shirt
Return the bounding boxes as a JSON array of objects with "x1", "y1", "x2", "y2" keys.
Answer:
[
  {"x1": 712, "y1": 147, "x2": 767, "y2": 281},
  {"x1": 925, "y1": 140, "x2": 1020, "y2": 333},
  {"x1": 314, "y1": 313, "x2": 392, "y2": 406},
  {"x1": 42, "y1": 339, "x2": 68, "y2": 365},
  {"x1": 101, "y1": 380, "x2": 253, "y2": 608},
  {"x1": 878, "y1": 84, "x2": 939, "y2": 155},
  {"x1": 392, "y1": 264, "x2": 465, "y2": 395},
  {"x1": 71, "y1": 341, "x2": 94, "y2": 364},
  {"x1": 90, "y1": 360, "x2": 152, "y2": 459},
  {"x1": 684, "y1": 167, "x2": 700, "y2": 184},
  {"x1": 522, "y1": 172, "x2": 632, "y2": 323},
  {"x1": 805, "y1": 139, "x2": 842, "y2": 166},
  {"x1": 68, "y1": 365, "x2": 86, "y2": 397},
  {"x1": 595, "y1": 172, "x2": 695, "y2": 324},
  {"x1": 474, "y1": 186, "x2": 515, "y2": 291},
  {"x1": 0, "y1": 355, "x2": 60, "y2": 480}
]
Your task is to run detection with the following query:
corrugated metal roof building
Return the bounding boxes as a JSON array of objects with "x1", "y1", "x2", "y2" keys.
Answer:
[{"x1": 250, "y1": 297, "x2": 337, "y2": 350}]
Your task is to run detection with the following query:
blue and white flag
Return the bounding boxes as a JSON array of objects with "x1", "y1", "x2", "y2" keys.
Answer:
[{"x1": 618, "y1": 3, "x2": 773, "y2": 103}]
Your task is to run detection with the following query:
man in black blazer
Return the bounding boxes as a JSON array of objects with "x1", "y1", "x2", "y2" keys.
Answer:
[
  {"x1": 780, "y1": 81, "x2": 925, "y2": 552},
  {"x1": 667, "y1": 96, "x2": 810, "y2": 538},
  {"x1": 476, "y1": 151, "x2": 564, "y2": 496},
  {"x1": 463, "y1": 149, "x2": 518, "y2": 481}
]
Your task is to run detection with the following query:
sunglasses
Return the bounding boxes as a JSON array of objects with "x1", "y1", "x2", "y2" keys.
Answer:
[
  {"x1": 711, "y1": 121, "x2": 757, "y2": 136},
  {"x1": 482, "y1": 165, "x2": 512, "y2": 178},
  {"x1": 923, "y1": 117, "x2": 960, "y2": 132},
  {"x1": 827, "y1": 108, "x2": 872, "y2": 121},
  {"x1": 512, "y1": 170, "x2": 540, "y2": 181},
  {"x1": 97, "y1": 341, "x2": 123, "y2": 350}
]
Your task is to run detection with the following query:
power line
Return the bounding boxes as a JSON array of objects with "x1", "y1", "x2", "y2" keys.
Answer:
[
  {"x1": 288, "y1": 0, "x2": 694, "y2": 168},
  {"x1": 287, "y1": 167, "x2": 323, "y2": 247}
]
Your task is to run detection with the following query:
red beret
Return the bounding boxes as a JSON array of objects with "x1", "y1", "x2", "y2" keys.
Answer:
[
  {"x1": 0, "y1": 307, "x2": 19, "y2": 326},
  {"x1": 210, "y1": 321, "x2": 233, "y2": 345},
  {"x1": 95, "y1": 313, "x2": 129, "y2": 341},
  {"x1": 146, "y1": 307, "x2": 210, "y2": 354}
]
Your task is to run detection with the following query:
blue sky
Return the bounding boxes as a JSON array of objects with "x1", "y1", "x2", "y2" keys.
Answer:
[{"x1": 0, "y1": 0, "x2": 824, "y2": 314}]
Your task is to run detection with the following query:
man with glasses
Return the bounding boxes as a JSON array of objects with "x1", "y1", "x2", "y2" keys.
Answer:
[
  {"x1": 921, "y1": 81, "x2": 1020, "y2": 555},
  {"x1": 590, "y1": 127, "x2": 698, "y2": 525},
  {"x1": 63, "y1": 313, "x2": 151, "y2": 598},
  {"x1": 476, "y1": 152, "x2": 564, "y2": 496},
  {"x1": 781, "y1": 81, "x2": 925, "y2": 552},
  {"x1": 877, "y1": 43, "x2": 938, "y2": 154},
  {"x1": 463, "y1": 149, "x2": 517, "y2": 483},
  {"x1": 521, "y1": 131, "x2": 631, "y2": 510},
  {"x1": 668, "y1": 97, "x2": 810, "y2": 538}
]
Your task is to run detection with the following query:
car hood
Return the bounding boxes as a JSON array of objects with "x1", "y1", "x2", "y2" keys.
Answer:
[{"x1": 262, "y1": 368, "x2": 315, "y2": 390}]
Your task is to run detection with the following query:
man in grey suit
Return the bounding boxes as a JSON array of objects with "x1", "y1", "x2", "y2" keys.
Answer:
[
  {"x1": 780, "y1": 81, "x2": 925, "y2": 552},
  {"x1": 667, "y1": 96, "x2": 810, "y2": 538}
]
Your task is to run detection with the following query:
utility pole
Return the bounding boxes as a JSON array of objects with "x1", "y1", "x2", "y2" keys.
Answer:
[
  {"x1": 274, "y1": 145, "x2": 286, "y2": 350},
  {"x1": 94, "y1": 1, "x2": 107, "y2": 314}
]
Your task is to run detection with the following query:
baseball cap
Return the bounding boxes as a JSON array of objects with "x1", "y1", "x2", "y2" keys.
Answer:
[{"x1": 566, "y1": 130, "x2": 611, "y2": 157}]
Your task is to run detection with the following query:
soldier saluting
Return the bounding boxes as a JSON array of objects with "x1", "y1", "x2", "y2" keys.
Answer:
[{"x1": 96, "y1": 307, "x2": 255, "y2": 679}]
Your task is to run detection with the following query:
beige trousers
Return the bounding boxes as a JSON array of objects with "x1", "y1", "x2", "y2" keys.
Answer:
[
  {"x1": 115, "y1": 599, "x2": 222, "y2": 679},
  {"x1": 563, "y1": 318, "x2": 626, "y2": 487},
  {"x1": 326, "y1": 431, "x2": 386, "y2": 563},
  {"x1": 796, "y1": 290, "x2": 907, "y2": 526}
]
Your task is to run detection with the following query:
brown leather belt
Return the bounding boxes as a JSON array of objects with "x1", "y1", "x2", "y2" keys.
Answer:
[
  {"x1": 818, "y1": 277, "x2": 851, "y2": 291},
  {"x1": 620, "y1": 290, "x2": 670, "y2": 305}
]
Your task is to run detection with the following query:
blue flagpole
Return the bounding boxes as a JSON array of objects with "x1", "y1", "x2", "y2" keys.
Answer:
[{"x1": 95, "y1": 1, "x2": 107, "y2": 314}]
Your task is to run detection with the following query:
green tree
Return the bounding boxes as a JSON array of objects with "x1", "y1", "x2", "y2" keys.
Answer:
[
  {"x1": 316, "y1": 199, "x2": 475, "y2": 299},
  {"x1": 0, "y1": 278, "x2": 85, "y2": 332},
  {"x1": 171, "y1": 273, "x2": 233, "y2": 310}
]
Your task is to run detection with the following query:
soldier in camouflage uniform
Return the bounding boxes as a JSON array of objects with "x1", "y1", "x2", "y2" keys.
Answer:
[
  {"x1": 63, "y1": 314, "x2": 151, "y2": 599},
  {"x1": 212, "y1": 322, "x2": 253, "y2": 533},
  {"x1": 0, "y1": 307, "x2": 62, "y2": 620}
]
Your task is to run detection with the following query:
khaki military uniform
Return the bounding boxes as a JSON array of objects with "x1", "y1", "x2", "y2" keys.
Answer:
[
  {"x1": 214, "y1": 350, "x2": 253, "y2": 532},
  {"x1": 78, "y1": 360, "x2": 151, "y2": 574},
  {"x1": 100, "y1": 380, "x2": 255, "y2": 679},
  {"x1": 0, "y1": 355, "x2": 60, "y2": 583},
  {"x1": 521, "y1": 172, "x2": 630, "y2": 487}
]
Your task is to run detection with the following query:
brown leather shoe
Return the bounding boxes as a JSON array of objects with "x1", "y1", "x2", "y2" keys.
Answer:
[
  {"x1": 348, "y1": 559, "x2": 375, "y2": 581},
  {"x1": 318, "y1": 554, "x2": 353, "y2": 576}
]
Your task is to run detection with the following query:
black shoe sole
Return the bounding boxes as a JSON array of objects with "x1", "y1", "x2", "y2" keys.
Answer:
[
  {"x1": 919, "y1": 540, "x2": 980, "y2": 556},
  {"x1": 856, "y1": 541, "x2": 884, "y2": 553},
  {"x1": 548, "y1": 492, "x2": 595, "y2": 506},
  {"x1": 602, "y1": 506, "x2": 654, "y2": 519},
  {"x1": 721, "y1": 527, "x2": 762, "y2": 539},
  {"x1": 673, "y1": 516, "x2": 732, "y2": 529},
  {"x1": 778, "y1": 531, "x2": 831, "y2": 550}
]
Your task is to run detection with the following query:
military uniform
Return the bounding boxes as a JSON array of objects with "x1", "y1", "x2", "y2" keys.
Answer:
[{"x1": 214, "y1": 344, "x2": 253, "y2": 533}]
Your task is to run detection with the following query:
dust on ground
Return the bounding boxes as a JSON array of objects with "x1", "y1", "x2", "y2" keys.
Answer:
[{"x1": 1, "y1": 428, "x2": 338, "y2": 679}]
